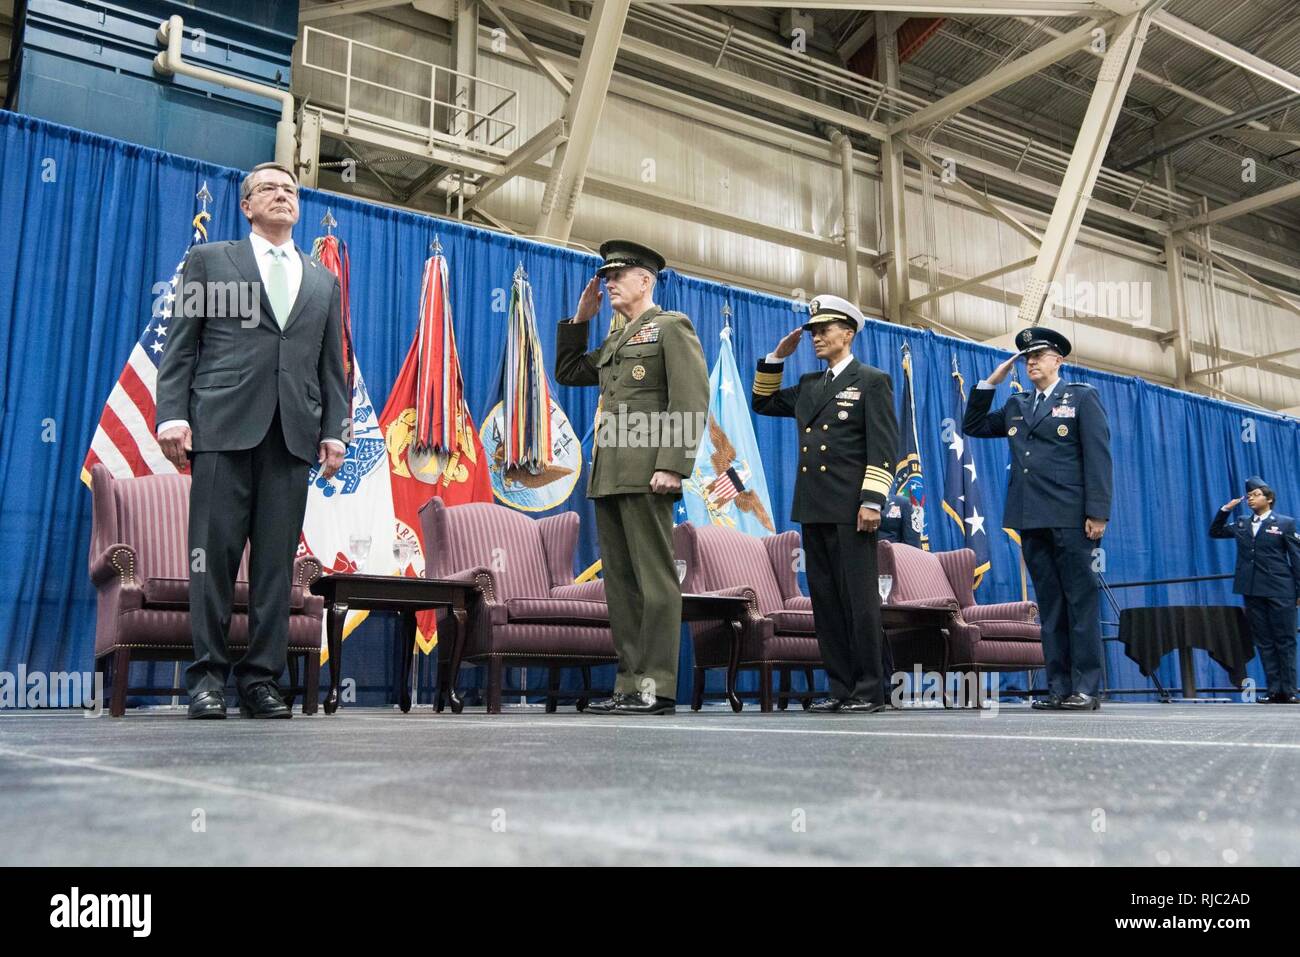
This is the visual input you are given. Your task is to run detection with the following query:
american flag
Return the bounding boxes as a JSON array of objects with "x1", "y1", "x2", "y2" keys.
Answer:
[
  {"x1": 705, "y1": 465, "x2": 746, "y2": 507},
  {"x1": 80, "y1": 185, "x2": 212, "y2": 487}
]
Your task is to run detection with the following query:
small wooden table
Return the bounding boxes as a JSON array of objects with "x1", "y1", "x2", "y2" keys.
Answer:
[
  {"x1": 308, "y1": 574, "x2": 479, "y2": 715},
  {"x1": 680, "y1": 592, "x2": 754, "y2": 712},
  {"x1": 881, "y1": 603, "x2": 956, "y2": 677}
]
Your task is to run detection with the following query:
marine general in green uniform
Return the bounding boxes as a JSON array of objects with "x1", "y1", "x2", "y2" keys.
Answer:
[{"x1": 555, "y1": 240, "x2": 709, "y2": 716}]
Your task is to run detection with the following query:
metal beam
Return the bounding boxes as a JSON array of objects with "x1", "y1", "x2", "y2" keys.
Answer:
[
  {"x1": 832, "y1": 131, "x2": 863, "y2": 305},
  {"x1": 478, "y1": 0, "x2": 572, "y2": 95},
  {"x1": 1152, "y1": 11, "x2": 1300, "y2": 97},
  {"x1": 299, "y1": 0, "x2": 421, "y2": 23},
  {"x1": 901, "y1": 139, "x2": 1043, "y2": 246},
  {"x1": 534, "y1": 0, "x2": 630, "y2": 241},
  {"x1": 1115, "y1": 91, "x2": 1300, "y2": 172},
  {"x1": 637, "y1": 1, "x2": 1113, "y2": 13},
  {"x1": 907, "y1": 256, "x2": 1037, "y2": 307},
  {"x1": 1161, "y1": 157, "x2": 1191, "y2": 389},
  {"x1": 877, "y1": 14, "x2": 910, "y2": 323},
  {"x1": 1173, "y1": 178, "x2": 1300, "y2": 231},
  {"x1": 1018, "y1": 11, "x2": 1151, "y2": 323},
  {"x1": 890, "y1": 18, "x2": 1105, "y2": 135},
  {"x1": 463, "y1": 118, "x2": 567, "y2": 211}
]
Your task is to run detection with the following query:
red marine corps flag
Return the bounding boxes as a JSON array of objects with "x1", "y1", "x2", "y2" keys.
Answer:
[{"x1": 378, "y1": 238, "x2": 492, "y2": 652}]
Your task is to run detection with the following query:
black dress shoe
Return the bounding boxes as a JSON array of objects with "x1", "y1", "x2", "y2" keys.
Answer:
[
  {"x1": 239, "y1": 684, "x2": 292, "y2": 719},
  {"x1": 1270, "y1": 692, "x2": 1298, "y2": 703},
  {"x1": 1059, "y1": 692, "x2": 1101, "y2": 711},
  {"x1": 611, "y1": 693, "x2": 676, "y2": 716},
  {"x1": 809, "y1": 697, "x2": 845, "y2": 713},
  {"x1": 841, "y1": 698, "x2": 888, "y2": 713},
  {"x1": 1031, "y1": 694, "x2": 1064, "y2": 711},
  {"x1": 188, "y1": 690, "x2": 227, "y2": 719},
  {"x1": 586, "y1": 692, "x2": 636, "y2": 714}
]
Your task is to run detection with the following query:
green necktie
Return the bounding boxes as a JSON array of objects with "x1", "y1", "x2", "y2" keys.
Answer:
[{"x1": 266, "y1": 248, "x2": 291, "y2": 329}]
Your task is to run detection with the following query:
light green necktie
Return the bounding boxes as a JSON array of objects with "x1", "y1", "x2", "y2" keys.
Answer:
[{"x1": 266, "y1": 248, "x2": 290, "y2": 329}]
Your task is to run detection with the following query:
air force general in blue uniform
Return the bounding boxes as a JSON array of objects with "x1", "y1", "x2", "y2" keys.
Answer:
[
  {"x1": 962, "y1": 327, "x2": 1113, "y2": 711},
  {"x1": 1210, "y1": 476, "x2": 1300, "y2": 703}
]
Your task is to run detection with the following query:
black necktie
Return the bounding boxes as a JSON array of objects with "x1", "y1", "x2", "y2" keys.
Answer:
[
  {"x1": 818, "y1": 368, "x2": 834, "y2": 400},
  {"x1": 1032, "y1": 391, "x2": 1045, "y2": 420}
]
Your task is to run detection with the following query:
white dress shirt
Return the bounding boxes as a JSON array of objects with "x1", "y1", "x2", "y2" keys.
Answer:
[
  {"x1": 1252, "y1": 509, "x2": 1273, "y2": 537},
  {"x1": 158, "y1": 231, "x2": 344, "y2": 454}
]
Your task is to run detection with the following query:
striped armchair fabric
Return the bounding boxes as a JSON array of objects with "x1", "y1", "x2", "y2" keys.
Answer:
[
  {"x1": 879, "y1": 541, "x2": 1044, "y2": 682},
  {"x1": 87, "y1": 463, "x2": 323, "y2": 717},
  {"x1": 418, "y1": 498, "x2": 617, "y2": 713},
  {"x1": 673, "y1": 522, "x2": 823, "y2": 712}
]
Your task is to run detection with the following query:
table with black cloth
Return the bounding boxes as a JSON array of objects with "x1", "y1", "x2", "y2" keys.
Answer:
[{"x1": 1117, "y1": 605, "x2": 1256, "y2": 698}]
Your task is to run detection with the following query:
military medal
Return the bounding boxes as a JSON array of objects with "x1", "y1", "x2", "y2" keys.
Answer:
[
  {"x1": 838, "y1": 410, "x2": 848, "y2": 420},
  {"x1": 632, "y1": 365, "x2": 646, "y2": 380},
  {"x1": 1057, "y1": 424, "x2": 1068, "y2": 437},
  {"x1": 1008, "y1": 427, "x2": 1017, "y2": 436}
]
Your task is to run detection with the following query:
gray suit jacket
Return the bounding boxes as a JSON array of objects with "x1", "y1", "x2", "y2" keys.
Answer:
[{"x1": 156, "y1": 236, "x2": 350, "y2": 464}]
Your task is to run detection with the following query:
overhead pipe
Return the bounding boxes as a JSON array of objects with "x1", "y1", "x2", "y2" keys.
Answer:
[
  {"x1": 153, "y1": 15, "x2": 297, "y2": 169},
  {"x1": 832, "y1": 130, "x2": 862, "y2": 305}
]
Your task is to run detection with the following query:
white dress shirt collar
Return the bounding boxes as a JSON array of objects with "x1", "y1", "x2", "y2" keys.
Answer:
[
  {"x1": 827, "y1": 354, "x2": 854, "y2": 380},
  {"x1": 249, "y1": 230, "x2": 296, "y2": 260}
]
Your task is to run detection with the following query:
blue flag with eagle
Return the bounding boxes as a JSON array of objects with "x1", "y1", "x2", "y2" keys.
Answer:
[
  {"x1": 943, "y1": 357, "x2": 992, "y2": 587},
  {"x1": 893, "y1": 342, "x2": 930, "y2": 550},
  {"x1": 681, "y1": 320, "x2": 776, "y2": 536}
]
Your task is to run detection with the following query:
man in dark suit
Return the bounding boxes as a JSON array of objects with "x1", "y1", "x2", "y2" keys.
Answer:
[
  {"x1": 1210, "y1": 476, "x2": 1300, "y2": 703},
  {"x1": 156, "y1": 162, "x2": 349, "y2": 719},
  {"x1": 753, "y1": 295, "x2": 898, "y2": 713},
  {"x1": 879, "y1": 490, "x2": 922, "y2": 548},
  {"x1": 555, "y1": 240, "x2": 709, "y2": 716},
  {"x1": 963, "y1": 326, "x2": 1112, "y2": 712}
]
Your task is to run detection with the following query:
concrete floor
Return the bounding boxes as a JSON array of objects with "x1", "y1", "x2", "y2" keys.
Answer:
[{"x1": 1, "y1": 703, "x2": 1297, "y2": 866}]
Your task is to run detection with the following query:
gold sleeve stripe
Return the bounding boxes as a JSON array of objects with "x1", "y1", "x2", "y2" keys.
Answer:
[
  {"x1": 862, "y1": 465, "x2": 893, "y2": 496},
  {"x1": 752, "y1": 370, "x2": 784, "y2": 397}
]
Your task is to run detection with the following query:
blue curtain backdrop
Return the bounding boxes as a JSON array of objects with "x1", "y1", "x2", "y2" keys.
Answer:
[{"x1": 1, "y1": 108, "x2": 1294, "y2": 705}]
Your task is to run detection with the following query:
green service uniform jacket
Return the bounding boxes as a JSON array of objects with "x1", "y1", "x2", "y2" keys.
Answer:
[{"x1": 555, "y1": 306, "x2": 709, "y2": 497}]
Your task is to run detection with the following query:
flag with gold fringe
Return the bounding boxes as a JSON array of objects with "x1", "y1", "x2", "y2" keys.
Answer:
[
  {"x1": 298, "y1": 212, "x2": 400, "y2": 661},
  {"x1": 943, "y1": 356, "x2": 992, "y2": 588},
  {"x1": 378, "y1": 239, "x2": 492, "y2": 652},
  {"x1": 894, "y1": 342, "x2": 930, "y2": 550}
]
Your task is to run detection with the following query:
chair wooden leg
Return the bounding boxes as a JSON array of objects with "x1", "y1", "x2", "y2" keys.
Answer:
[
  {"x1": 302, "y1": 652, "x2": 320, "y2": 715},
  {"x1": 759, "y1": 662, "x2": 774, "y2": 713},
  {"x1": 691, "y1": 666, "x2": 705, "y2": 712},
  {"x1": 546, "y1": 667, "x2": 560, "y2": 714},
  {"x1": 576, "y1": 666, "x2": 591, "y2": 712},
  {"x1": 778, "y1": 668, "x2": 791, "y2": 711},
  {"x1": 284, "y1": 656, "x2": 299, "y2": 710},
  {"x1": 487, "y1": 658, "x2": 504, "y2": 714},
  {"x1": 109, "y1": 649, "x2": 131, "y2": 718}
]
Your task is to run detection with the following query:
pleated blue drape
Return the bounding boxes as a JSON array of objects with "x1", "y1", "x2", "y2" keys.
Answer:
[{"x1": 2, "y1": 109, "x2": 1294, "y2": 704}]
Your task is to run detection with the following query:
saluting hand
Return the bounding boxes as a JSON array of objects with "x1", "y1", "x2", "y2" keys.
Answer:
[
  {"x1": 985, "y1": 352, "x2": 1020, "y2": 386},
  {"x1": 573, "y1": 276, "x2": 603, "y2": 324},
  {"x1": 772, "y1": 327, "x2": 803, "y2": 359},
  {"x1": 1223, "y1": 497, "x2": 1243, "y2": 511}
]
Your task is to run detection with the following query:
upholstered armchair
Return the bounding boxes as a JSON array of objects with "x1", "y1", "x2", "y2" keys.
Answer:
[
  {"x1": 878, "y1": 541, "x2": 1043, "y2": 702},
  {"x1": 88, "y1": 463, "x2": 323, "y2": 717},
  {"x1": 418, "y1": 498, "x2": 618, "y2": 713},
  {"x1": 673, "y1": 522, "x2": 823, "y2": 712}
]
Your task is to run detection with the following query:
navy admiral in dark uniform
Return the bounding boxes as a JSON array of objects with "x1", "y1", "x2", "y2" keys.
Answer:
[
  {"x1": 963, "y1": 327, "x2": 1112, "y2": 711},
  {"x1": 1210, "y1": 476, "x2": 1300, "y2": 703},
  {"x1": 752, "y1": 295, "x2": 898, "y2": 713},
  {"x1": 879, "y1": 489, "x2": 922, "y2": 548}
]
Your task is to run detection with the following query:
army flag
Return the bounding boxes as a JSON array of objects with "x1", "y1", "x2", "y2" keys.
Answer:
[
  {"x1": 81, "y1": 184, "x2": 213, "y2": 486},
  {"x1": 682, "y1": 321, "x2": 775, "y2": 536},
  {"x1": 943, "y1": 357, "x2": 992, "y2": 587},
  {"x1": 297, "y1": 221, "x2": 399, "y2": 660},
  {"x1": 378, "y1": 242, "x2": 492, "y2": 652},
  {"x1": 893, "y1": 342, "x2": 930, "y2": 550}
]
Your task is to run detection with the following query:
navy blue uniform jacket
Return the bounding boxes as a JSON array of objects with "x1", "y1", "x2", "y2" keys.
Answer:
[
  {"x1": 1210, "y1": 508, "x2": 1300, "y2": 600},
  {"x1": 962, "y1": 381, "x2": 1112, "y2": 531}
]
